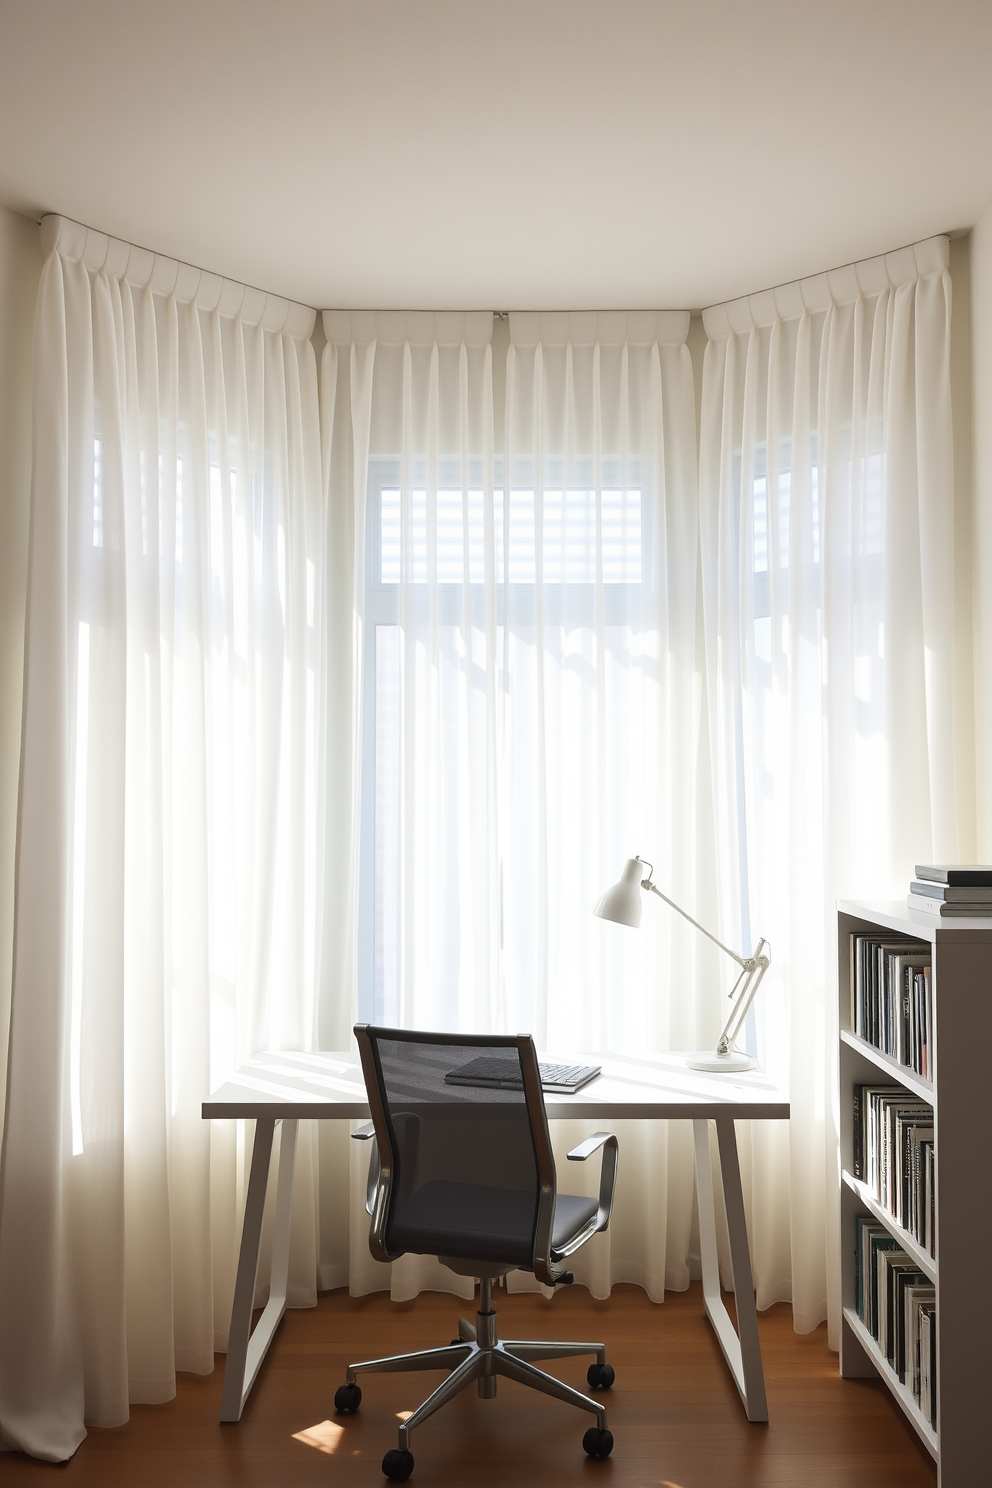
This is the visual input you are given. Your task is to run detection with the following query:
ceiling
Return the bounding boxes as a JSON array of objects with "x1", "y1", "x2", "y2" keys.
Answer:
[{"x1": 1, "y1": 0, "x2": 991, "y2": 312}]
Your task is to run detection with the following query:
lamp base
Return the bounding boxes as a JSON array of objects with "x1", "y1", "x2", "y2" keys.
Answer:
[{"x1": 686, "y1": 1050, "x2": 754, "y2": 1073}]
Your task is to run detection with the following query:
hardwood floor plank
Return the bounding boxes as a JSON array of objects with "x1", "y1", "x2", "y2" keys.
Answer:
[{"x1": 0, "y1": 1283, "x2": 936, "y2": 1486}]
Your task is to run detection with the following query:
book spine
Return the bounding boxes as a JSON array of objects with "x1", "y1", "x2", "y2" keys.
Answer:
[
  {"x1": 920, "y1": 1310, "x2": 931, "y2": 1423},
  {"x1": 910, "y1": 880, "x2": 992, "y2": 903},
  {"x1": 915, "y1": 863, "x2": 992, "y2": 886},
  {"x1": 899, "y1": 967, "x2": 909, "y2": 1066},
  {"x1": 907, "y1": 893, "x2": 951, "y2": 915},
  {"x1": 908, "y1": 892, "x2": 992, "y2": 917}
]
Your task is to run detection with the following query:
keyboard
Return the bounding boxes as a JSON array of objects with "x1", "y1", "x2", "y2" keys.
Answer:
[{"x1": 444, "y1": 1057, "x2": 601, "y2": 1094}]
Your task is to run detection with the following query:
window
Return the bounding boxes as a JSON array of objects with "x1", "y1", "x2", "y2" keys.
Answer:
[{"x1": 358, "y1": 456, "x2": 648, "y2": 1024}]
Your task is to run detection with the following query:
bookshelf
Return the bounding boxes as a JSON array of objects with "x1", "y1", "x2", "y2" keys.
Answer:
[{"x1": 838, "y1": 901, "x2": 992, "y2": 1486}]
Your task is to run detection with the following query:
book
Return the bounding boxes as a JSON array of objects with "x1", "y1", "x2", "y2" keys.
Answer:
[
  {"x1": 907, "y1": 892, "x2": 992, "y2": 918},
  {"x1": 903, "y1": 1281, "x2": 935, "y2": 1390},
  {"x1": 910, "y1": 879, "x2": 992, "y2": 902},
  {"x1": 905, "y1": 1123, "x2": 934, "y2": 1240},
  {"x1": 854, "y1": 1215, "x2": 875, "y2": 1319},
  {"x1": 919, "y1": 1301, "x2": 937, "y2": 1427},
  {"x1": 891, "y1": 1262, "x2": 929, "y2": 1371},
  {"x1": 896, "y1": 1115, "x2": 933, "y2": 1232},
  {"x1": 856, "y1": 1217, "x2": 898, "y2": 1333},
  {"x1": 878, "y1": 1246, "x2": 917, "y2": 1361},
  {"x1": 866, "y1": 1229, "x2": 902, "y2": 1337},
  {"x1": 908, "y1": 967, "x2": 932, "y2": 1079},
  {"x1": 915, "y1": 864, "x2": 992, "y2": 887}
]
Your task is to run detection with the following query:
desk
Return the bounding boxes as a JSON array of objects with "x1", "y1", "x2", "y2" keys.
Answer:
[{"x1": 203, "y1": 1050, "x2": 789, "y2": 1426}]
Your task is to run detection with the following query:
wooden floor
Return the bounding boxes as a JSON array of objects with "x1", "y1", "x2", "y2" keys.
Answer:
[{"x1": 2, "y1": 1283, "x2": 936, "y2": 1487}]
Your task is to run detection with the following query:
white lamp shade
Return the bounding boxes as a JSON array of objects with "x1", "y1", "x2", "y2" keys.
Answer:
[{"x1": 593, "y1": 857, "x2": 645, "y2": 928}]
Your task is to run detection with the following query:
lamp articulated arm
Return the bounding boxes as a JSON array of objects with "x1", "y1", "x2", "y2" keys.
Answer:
[
  {"x1": 594, "y1": 856, "x2": 770, "y2": 1069},
  {"x1": 640, "y1": 869, "x2": 770, "y2": 1064},
  {"x1": 642, "y1": 878, "x2": 751, "y2": 969},
  {"x1": 714, "y1": 937, "x2": 770, "y2": 1056}
]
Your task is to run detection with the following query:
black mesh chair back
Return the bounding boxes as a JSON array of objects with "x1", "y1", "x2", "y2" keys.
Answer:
[
  {"x1": 355, "y1": 1026, "x2": 555, "y2": 1271},
  {"x1": 346, "y1": 1024, "x2": 619, "y2": 1477}
]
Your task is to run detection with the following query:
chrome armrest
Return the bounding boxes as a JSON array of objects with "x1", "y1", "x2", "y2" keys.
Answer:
[
  {"x1": 351, "y1": 1120, "x2": 380, "y2": 1216},
  {"x1": 565, "y1": 1131, "x2": 618, "y2": 1238},
  {"x1": 566, "y1": 1131, "x2": 613, "y2": 1161}
]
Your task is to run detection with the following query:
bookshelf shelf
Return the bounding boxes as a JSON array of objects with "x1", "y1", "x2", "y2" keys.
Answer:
[
  {"x1": 838, "y1": 901, "x2": 992, "y2": 1487},
  {"x1": 841, "y1": 1169, "x2": 936, "y2": 1283},
  {"x1": 839, "y1": 1028, "x2": 934, "y2": 1104},
  {"x1": 843, "y1": 1306, "x2": 938, "y2": 1458}
]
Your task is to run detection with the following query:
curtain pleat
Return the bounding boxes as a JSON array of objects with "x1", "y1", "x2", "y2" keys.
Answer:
[
  {"x1": 0, "y1": 217, "x2": 323, "y2": 1460},
  {"x1": 700, "y1": 235, "x2": 963, "y2": 1338}
]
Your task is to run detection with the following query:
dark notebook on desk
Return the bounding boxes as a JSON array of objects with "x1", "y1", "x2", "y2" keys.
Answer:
[{"x1": 444, "y1": 1056, "x2": 601, "y2": 1095}]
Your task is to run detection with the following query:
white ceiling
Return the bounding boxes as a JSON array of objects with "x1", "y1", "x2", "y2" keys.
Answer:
[{"x1": 1, "y1": 0, "x2": 991, "y2": 312}]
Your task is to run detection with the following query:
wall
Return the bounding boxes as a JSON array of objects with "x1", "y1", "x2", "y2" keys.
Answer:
[
  {"x1": 0, "y1": 206, "x2": 40, "y2": 1136},
  {"x1": 972, "y1": 205, "x2": 992, "y2": 860},
  {"x1": 949, "y1": 236, "x2": 977, "y2": 862}
]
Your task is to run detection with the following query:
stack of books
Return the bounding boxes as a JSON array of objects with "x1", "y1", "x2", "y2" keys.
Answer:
[
  {"x1": 853, "y1": 1084, "x2": 935, "y2": 1255},
  {"x1": 856, "y1": 1214, "x2": 936, "y2": 1426},
  {"x1": 850, "y1": 933, "x2": 932, "y2": 1077},
  {"x1": 907, "y1": 865, "x2": 992, "y2": 917}
]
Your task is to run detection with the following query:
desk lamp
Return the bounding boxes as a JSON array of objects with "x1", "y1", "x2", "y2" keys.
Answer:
[{"x1": 594, "y1": 857, "x2": 770, "y2": 1072}]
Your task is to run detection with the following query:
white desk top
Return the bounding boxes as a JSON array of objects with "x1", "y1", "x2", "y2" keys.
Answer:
[{"x1": 202, "y1": 1049, "x2": 789, "y2": 1122}]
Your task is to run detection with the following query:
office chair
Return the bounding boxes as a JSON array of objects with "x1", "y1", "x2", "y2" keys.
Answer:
[{"x1": 334, "y1": 1025, "x2": 619, "y2": 1482}]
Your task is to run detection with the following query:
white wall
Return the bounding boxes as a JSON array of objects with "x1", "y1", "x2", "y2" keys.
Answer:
[
  {"x1": 0, "y1": 206, "x2": 40, "y2": 1131},
  {"x1": 971, "y1": 205, "x2": 992, "y2": 858},
  {"x1": 949, "y1": 236, "x2": 977, "y2": 862}
]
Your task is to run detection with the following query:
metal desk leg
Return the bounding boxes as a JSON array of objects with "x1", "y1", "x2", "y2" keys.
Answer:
[
  {"x1": 220, "y1": 1116, "x2": 299, "y2": 1422},
  {"x1": 692, "y1": 1116, "x2": 768, "y2": 1423}
]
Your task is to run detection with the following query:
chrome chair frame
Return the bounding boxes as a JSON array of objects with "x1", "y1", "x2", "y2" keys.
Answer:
[
  {"x1": 345, "y1": 1273, "x2": 609, "y2": 1450},
  {"x1": 346, "y1": 1026, "x2": 619, "y2": 1459}
]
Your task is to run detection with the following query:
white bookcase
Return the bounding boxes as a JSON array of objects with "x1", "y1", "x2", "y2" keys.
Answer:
[{"x1": 838, "y1": 900, "x2": 992, "y2": 1486}]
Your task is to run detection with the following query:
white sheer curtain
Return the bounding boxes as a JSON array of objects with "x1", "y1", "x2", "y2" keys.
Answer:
[
  {"x1": 699, "y1": 236, "x2": 960, "y2": 1338},
  {"x1": 322, "y1": 309, "x2": 719, "y2": 1304},
  {"x1": 501, "y1": 314, "x2": 712, "y2": 1304},
  {"x1": 7, "y1": 215, "x2": 959, "y2": 1462},
  {"x1": 502, "y1": 314, "x2": 707, "y2": 1059},
  {"x1": 323, "y1": 310, "x2": 497, "y2": 1303},
  {"x1": 0, "y1": 217, "x2": 324, "y2": 1461}
]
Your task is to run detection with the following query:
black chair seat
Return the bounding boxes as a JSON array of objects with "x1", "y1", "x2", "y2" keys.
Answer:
[
  {"x1": 389, "y1": 1181, "x2": 598, "y2": 1266},
  {"x1": 551, "y1": 1193, "x2": 600, "y2": 1252}
]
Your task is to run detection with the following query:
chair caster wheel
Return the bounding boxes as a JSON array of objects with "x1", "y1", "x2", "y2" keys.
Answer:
[
  {"x1": 587, "y1": 1362, "x2": 615, "y2": 1390},
  {"x1": 582, "y1": 1426, "x2": 614, "y2": 1458},
  {"x1": 382, "y1": 1447, "x2": 415, "y2": 1481},
  {"x1": 334, "y1": 1382, "x2": 362, "y2": 1412}
]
